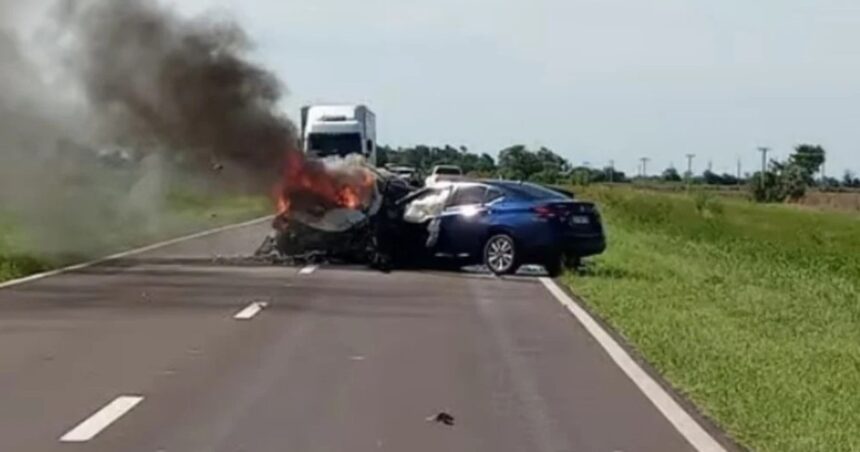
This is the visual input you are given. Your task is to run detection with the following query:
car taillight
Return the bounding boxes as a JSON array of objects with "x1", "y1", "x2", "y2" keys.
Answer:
[{"x1": 532, "y1": 205, "x2": 556, "y2": 219}]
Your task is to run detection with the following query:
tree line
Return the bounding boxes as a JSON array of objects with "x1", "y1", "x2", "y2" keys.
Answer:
[
  {"x1": 378, "y1": 144, "x2": 623, "y2": 182},
  {"x1": 378, "y1": 143, "x2": 856, "y2": 203}
]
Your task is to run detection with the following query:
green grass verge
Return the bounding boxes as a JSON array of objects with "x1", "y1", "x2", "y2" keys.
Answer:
[
  {"x1": 564, "y1": 186, "x2": 860, "y2": 452},
  {"x1": 0, "y1": 193, "x2": 270, "y2": 283}
]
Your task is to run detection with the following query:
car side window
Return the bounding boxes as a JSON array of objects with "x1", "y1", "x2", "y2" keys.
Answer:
[
  {"x1": 448, "y1": 186, "x2": 486, "y2": 207},
  {"x1": 485, "y1": 188, "x2": 504, "y2": 204}
]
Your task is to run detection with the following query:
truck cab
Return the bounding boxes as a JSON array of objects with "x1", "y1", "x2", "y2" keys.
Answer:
[{"x1": 301, "y1": 104, "x2": 377, "y2": 165}]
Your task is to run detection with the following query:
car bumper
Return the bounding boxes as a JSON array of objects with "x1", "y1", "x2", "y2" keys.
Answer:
[{"x1": 563, "y1": 235, "x2": 606, "y2": 258}]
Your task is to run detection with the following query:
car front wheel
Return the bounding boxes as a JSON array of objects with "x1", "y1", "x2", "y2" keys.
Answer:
[{"x1": 484, "y1": 234, "x2": 518, "y2": 275}]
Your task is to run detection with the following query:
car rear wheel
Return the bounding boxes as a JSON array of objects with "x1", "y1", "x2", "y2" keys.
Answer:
[
  {"x1": 484, "y1": 234, "x2": 518, "y2": 275},
  {"x1": 544, "y1": 254, "x2": 563, "y2": 277}
]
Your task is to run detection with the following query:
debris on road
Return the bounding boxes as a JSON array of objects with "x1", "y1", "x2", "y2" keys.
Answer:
[{"x1": 426, "y1": 411, "x2": 455, "y2": 426}]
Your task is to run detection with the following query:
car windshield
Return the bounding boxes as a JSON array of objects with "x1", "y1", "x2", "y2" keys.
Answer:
[
  {"x1": 434, "y1": 167, "x2": 461, "y2": 175},
  {"x1": 307, "y1": 133, "x2": 363, "y2": 157},
  {"x1": 494, "y1": 182, "x2": 568, "y2": 201}
]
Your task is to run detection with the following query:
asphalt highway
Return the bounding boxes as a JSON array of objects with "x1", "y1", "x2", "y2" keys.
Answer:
[{"x1": 0, "y1": 219, "x2": 734, "y2": 452}]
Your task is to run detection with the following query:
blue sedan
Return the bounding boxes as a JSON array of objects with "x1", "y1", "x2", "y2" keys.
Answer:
[{"x1": 399, "y1": 180, "x2": 606, "y2": 276}]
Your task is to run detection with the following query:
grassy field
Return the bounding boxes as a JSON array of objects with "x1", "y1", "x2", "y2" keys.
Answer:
[
  {"x1": 564, "y1": 186, "x2": 860, "y2": 452},
  {"x1": 0, "y1": 192, "x2": 270, "y2": 283}
]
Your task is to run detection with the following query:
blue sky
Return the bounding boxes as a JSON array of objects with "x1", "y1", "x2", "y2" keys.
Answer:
[{"x1": 178, "y1": 0, "x2": 860, "y2": 176}]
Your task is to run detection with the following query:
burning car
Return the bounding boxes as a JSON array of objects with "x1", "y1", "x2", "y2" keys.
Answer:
[{"x1": 255, "y1": 151, "x2": 414, "y2": 267}]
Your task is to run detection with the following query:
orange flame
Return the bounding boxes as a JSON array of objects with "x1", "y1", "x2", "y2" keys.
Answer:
[{"x1": 273, "y1": 149, "x2": 376, "y2": 218}]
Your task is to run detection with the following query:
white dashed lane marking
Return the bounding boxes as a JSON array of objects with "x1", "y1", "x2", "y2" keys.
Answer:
[
  {"x1": 60, "y1": 395, "x2": 144, "y2": 443},
  {"x1": 233, "y1": 301, "x2": 268, "y2": 320},
  {"x1": 299, "y1": 265, "x2": 318, "y2": 275}
]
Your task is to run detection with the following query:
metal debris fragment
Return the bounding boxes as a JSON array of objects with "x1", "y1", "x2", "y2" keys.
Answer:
[{"x1": 426, "y1": 411, "x2": 455, "y2": 426}]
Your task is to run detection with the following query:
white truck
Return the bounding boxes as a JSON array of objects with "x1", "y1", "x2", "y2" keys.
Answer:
[{"x1": 300, "y1": 104, "x2": 377, "y2": 165}]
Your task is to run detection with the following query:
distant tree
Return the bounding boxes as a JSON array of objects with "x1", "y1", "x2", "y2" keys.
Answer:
[
  {"x1": 379, "y1": 144, "x2": 497, "y2": 178},
  {"x1": 821, "y1": 176, "x2": 840, "y2": 190},
  {"x1": 376, "y1": 145, "x2": 391, "y2": 167},
  {"x1": 700, "y1": 170, "x2": 742, "y2": 186},
  {"x1": 499, "y1": 145, "x2": 566, "y2": 180},
  {"x1": 459, "y1": 152, "x2": 480, "y2": 174},
  {"x1": 843, "y1": 170, "x2": 860, "y2": 188},
  {"x1": 722, "y1": 173, "x2": 741, "y2": 185},
  {"x1": 779, "y1": 162, "x2": 809, "y2": 200},
  {"x1": 477, "y1": 153, "x2": 497, "y2": 174},
  {"x1": 790, "y1": 144, "x2": 826, "y2": 183},
  {"x1": 603, "y1": 167, "x2": 627, "y2": 183},
  {"x1": 702, "y1": 170, "x2": 722, "y2": 185},
  {"x1": 750, "y1": 171, "x2": 782, "y2": 202},
  {"x1": 531, "y1": 169, "x2": 562, "y2": 184},
  {"x1": 750, "y1": 159, "x2": 808, "y2": 202},
  {"x1": 662, "y1": 167, "x2": 682, "y2": 182},
  {"x1": 569, "y1": 167, "x2": 592, "y2": 185},
  {"x1": 535, "y1": 147, "x2": 571, "y2": 173}
]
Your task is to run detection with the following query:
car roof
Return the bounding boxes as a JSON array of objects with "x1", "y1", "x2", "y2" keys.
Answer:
[
  {"x1": 482, "y1": 180, "x2": 572, "y2": 199},
  {"x1": 416, "y1": 180, "x2": 571, "y2": 201}
]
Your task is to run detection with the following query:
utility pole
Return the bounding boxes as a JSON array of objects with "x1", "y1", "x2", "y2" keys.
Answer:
[
  {"x1": 758, "y1": 147, "x2": 770, "y2": 190},
  {"x1": 640, "y1": 157, "x2": 650, "y2": 178},
  {"x1": 685, "y1": 154, "x2": 695, "y2": 187},
  {"x1": 737, "y1": 157, "x2": 742, "y2": 185},
  {"x1": 821, "y1": 159, "x2": 827, "y2": 185},
  {"x1": 608, "y1": 159, "x2": 615, "y2": 183}
]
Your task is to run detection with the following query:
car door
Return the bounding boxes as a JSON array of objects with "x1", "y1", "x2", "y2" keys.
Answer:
[{"x1": 435, "y1": 184, "x2": 490, "y2": 258}]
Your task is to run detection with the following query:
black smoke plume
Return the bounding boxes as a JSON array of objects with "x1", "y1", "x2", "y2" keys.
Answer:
[
  {"x1": 0, "y1": 0, "x2": 296, "y2": 257},
  {"x1": 64, "y1": 0, "x2": 297, "y2": 177}
]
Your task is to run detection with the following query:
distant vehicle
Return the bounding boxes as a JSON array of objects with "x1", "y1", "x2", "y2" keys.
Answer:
[
  {"x1": 300, "y1": 104, "x2": 377, "y2": 165},
  {"x1": 388, "y1": 165, "x2": 421, "y2": 186},
  {"x1": 399, "y1": 180, "x2": 606, "y2": 276},
  {"x1": 424, "y1": 165, "x2": 463, "y2": 187}
]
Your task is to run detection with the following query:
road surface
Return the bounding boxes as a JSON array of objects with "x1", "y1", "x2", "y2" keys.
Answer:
[{"x1": 0, "y1": 219, "x2": 733, "y2": 452}]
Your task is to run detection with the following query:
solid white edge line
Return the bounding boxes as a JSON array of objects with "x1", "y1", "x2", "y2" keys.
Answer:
[
  {"x1": 59, "y1": 395, "x2": 144, "y2": 442},
  {"x1": 0, "y1": 215, "x2": 273, "y2": 290},
  {"x1": 299, "y1": 265, "x2": 317, "y2": 275},
  {"x1": 233, "y1": 301, "x2": 267, "y2": 320},
  {"x1": 539, "y1": 277, "x2": 726, "y2": 452}
]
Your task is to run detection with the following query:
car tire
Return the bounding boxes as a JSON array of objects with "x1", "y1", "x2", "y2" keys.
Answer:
[
  {"x1": 484, "y1": 233, "x2": 518, "y2": 275},
  {"x1": 544, "y1": 254, "x2": 564, "y2": 278},
  {"x1": 564, "y1": 253, "x2": 582, "y2": 270}
]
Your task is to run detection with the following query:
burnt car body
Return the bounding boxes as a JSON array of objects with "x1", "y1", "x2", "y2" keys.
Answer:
[{"x1": 397, "y1": 180, "x2": 606, "y2": 276}]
